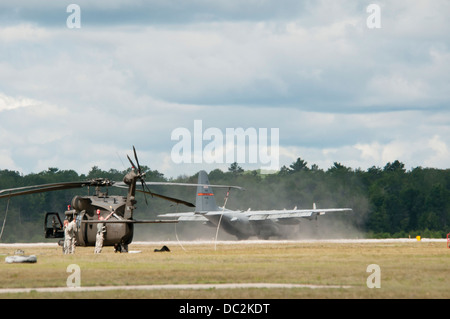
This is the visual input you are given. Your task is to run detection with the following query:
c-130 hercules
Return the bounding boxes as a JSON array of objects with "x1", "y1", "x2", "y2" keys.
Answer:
[
  {"x1": 0, "y1": 147, "x2": 240, "y2": 252},
  {"x1": 159, "y1": 170, "x2": 353, "y2": 240}
]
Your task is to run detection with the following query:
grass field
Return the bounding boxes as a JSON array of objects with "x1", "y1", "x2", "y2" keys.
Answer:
[{"x1": 0, "y1": 239, "x2": 448, "y2": 299}]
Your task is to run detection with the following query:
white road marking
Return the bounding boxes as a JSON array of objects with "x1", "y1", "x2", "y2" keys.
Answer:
[{"x1": 0, "y1": 282, "x2": 352, "y2": 294}]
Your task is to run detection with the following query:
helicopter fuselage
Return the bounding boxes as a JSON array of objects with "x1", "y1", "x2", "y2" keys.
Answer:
[
  {"x1": 4, "y1": 147, "x2": 186, "y2": 252},
  {"x1": 44, "y1": 193, "x2": 135, "y2": 251},
  {"x1": 69, "y1": 194, "x2": 134, "y2": 248}
]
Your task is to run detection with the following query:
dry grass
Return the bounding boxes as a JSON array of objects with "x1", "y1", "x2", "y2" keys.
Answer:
[{"x1": 0, "y1": 240, "x2": 449, "y2": 299}]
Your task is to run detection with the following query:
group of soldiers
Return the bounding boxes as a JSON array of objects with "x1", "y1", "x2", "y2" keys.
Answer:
[
  {"x1": 63, "y1": 208, "x2": 114, "y2": 254},
  {"x1": 63, "y1": 218, "x2": 77, "y2": 254}
]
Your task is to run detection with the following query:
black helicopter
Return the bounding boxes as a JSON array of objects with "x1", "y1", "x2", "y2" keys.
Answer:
[{"x1": 0, "y1": 147, "x2": 199, "y2": 252}]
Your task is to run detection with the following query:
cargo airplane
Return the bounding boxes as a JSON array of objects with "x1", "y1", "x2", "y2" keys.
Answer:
[{"x1": 159, "y1": 171, "x2": 352, "y2": 240}]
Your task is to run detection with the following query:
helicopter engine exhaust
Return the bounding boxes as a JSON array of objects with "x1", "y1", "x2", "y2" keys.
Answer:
[{"x1": 71, "y1": 196, "x2": 91, "y2": 212}]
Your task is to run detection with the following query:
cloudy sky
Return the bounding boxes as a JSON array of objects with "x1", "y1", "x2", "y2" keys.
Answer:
[{"x1": 0, "y1": 0, "x2": 449, "y2": 178}]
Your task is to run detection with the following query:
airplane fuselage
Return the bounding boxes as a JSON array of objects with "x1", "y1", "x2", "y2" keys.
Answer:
[{"x1": 201, "y1": 210, "x2": 289, "y2": 240}]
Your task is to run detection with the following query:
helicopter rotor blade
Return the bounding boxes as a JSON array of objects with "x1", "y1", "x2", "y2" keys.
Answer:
[
  {"x1": 138, "y1": 189, "x2": 195, "y2": 207},
  {"x1": 141, "y1": 180, "x2": 149, "y2": 204},
  {"x1": 127, "y1": 146, "x2": 195, "y2": 207},
  {"x1": 126, "y1": 155, "x2": 136, "y2": 170},
  {"x1": 0, "y1": 179, "x2": 114, "y2": 200},
  {"x1": 142, "y1": 179, "x2": 154, "y2": 195},
  {"x1": 133, "y1": 145, "x2": 142, "y2": 175},
  {"x1": 132, "y1": 146, "x2": 152, "y2": 205},
  {"x1": 126, "y1": 154, "x2": 137, "y2": 170},
  {"x1": 112, "y1": 184, "x2": 195, "y2": 207}
]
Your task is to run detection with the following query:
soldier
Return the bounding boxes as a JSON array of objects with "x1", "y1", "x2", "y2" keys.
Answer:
[
  {"x1": 63, "y1": 219, "x2": 70, "y2": 254},
  {"x1": 94, "y1": 209, "x2": 114, "y2": 254},
  {"x1": 67, "y1": 218, "x2": 77, "y2": 254}
]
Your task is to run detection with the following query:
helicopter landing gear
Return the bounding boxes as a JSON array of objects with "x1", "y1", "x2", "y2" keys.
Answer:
[{"x1": 114, "y1": 241, "x2": 129, "y2": 253}]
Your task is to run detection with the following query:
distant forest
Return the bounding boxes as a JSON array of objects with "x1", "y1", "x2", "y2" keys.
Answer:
[{"x1": 0, "y1": 158, "x2": 449, "y2": 242}]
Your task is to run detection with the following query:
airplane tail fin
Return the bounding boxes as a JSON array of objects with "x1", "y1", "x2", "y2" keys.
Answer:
[{"x1": 195, "y1": 170, "x2": 219, "y2": 213}]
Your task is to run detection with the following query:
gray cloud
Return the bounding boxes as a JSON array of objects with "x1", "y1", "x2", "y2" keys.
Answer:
[
  {"x1": 0, "y1": 0, "x2": 333, "y2": 27},
  {"x1": 0, "y1": 0, "x2": 449, "y2": 177}
]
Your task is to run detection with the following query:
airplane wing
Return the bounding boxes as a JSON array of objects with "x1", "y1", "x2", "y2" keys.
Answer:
[
  {"x1": 159, "y1": 208, "x2": 352, "y2": 222},
  {"x1": 157, "y1": 212, "x2": 209, "y2": 222},
  {"x1": 144, "y1": 182, "x2": 244, "y2": 190},
  {"x1": 114, "y1": 181, "x2": 243, "y2": 190},
  {"x1": 246, "y1": 208, "x2": 352, "y2": 221}
]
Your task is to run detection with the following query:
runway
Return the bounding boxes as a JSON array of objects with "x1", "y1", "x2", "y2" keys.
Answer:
[
  {"x1": 0, "y1": 282, "x2": 352, "y2": 294},
  {"x1": 132, "y1": 238, "x2": 446, "y2": 245},
  {"x1": 0, "y1": 237, "x2": 445, "y2": 248}
]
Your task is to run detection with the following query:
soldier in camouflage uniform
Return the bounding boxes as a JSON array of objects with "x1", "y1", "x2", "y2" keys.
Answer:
[
  {"x1": 67, "y1": 218, "x2": 77, "y2": 254},
  {"x1": 63, "y1": 218, "x2": 76, "y2": 254},
  {"x1": 63, "y1": 220, "x2": 70, "y2": 254},
  {"x1": 94, "y1": 209, "x2": 114, "y2": 254}
]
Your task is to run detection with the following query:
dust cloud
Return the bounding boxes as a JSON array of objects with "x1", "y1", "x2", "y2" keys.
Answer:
[{"x1": 134, "y1": 209, "x2": 367, "y2": 242}]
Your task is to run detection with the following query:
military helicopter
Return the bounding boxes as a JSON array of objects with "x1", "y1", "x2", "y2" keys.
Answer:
[{"x1": 0, "y1": 146, "x2": 202, "y2": 252}]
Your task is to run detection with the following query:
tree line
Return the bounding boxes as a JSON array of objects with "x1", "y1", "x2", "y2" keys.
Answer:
[{"x1": 0, "y1": 158, "x2": 449, "y2": 242}]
